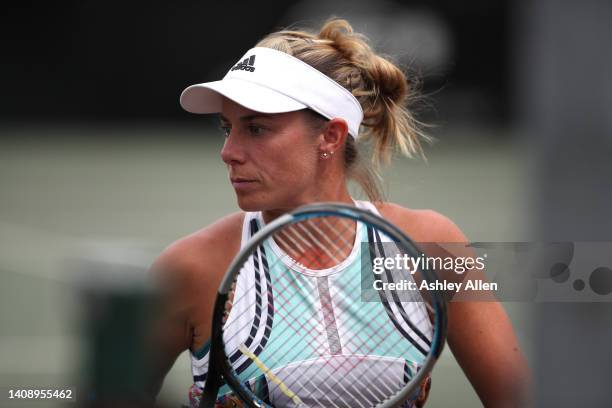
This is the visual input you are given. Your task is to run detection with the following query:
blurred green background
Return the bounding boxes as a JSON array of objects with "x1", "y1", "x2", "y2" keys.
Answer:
[{"x1": 0, "y1": 124, "x2": 533, "y2": 407}]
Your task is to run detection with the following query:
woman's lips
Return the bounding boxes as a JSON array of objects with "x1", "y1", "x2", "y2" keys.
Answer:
[{"x1": 230, "y1": 178, "x2": 257, "y2": 190}]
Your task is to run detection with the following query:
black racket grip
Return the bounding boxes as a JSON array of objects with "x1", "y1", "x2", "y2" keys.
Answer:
[
  {"x1": 199, "y1": 363, "x2": 221, "y2": 408},
  {"x1": 199, "y1": 295, "x2": 227, "y2": 408},
  {"x1": 199, "y1": 386, "x2": 219, "y2": 408}
]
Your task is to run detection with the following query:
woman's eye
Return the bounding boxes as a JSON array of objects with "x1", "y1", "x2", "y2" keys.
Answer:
[
  {"x1": 248, "y1": 125, "x2": 264, "y2": 135},
  {"x1": 219, "y1": 125, "x2": 231, "y2": 137}
]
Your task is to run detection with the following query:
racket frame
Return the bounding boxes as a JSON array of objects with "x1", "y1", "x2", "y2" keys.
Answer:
[{"x1": 203, "y1": 203, "x2": 447, "y2": 408}]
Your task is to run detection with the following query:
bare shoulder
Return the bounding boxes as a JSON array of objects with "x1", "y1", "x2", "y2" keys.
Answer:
[
  {"x1": 151, "y1": 211, "x2": 245, "y2": 289},
  {"x1": 376, "y1": 202, "x2": 468, "y2": 243},
  {"x1": 147, "y1": 212, "x2": 246, "y2": 383}
]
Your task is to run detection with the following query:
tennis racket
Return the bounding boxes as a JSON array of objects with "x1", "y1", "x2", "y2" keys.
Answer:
[{"x1": 199, "y1": 203, "x2": 447, "y2": 408}]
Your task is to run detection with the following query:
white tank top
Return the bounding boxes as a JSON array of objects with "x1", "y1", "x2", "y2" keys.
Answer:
[{"x1": 188, "y1": 201, "x2": 432, "y2": 407}]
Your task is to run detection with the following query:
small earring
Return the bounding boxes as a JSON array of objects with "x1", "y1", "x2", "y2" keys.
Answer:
[{"x1": 321, "y1": 152, "x2": 329, "y2": 159}]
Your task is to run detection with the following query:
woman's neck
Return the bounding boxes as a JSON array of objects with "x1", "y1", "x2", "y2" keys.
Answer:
[{"x1": 261, "y1": 188, "x2": 354, "y2": 224}]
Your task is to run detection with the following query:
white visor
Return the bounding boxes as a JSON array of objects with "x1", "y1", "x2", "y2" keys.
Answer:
[{"x1": 180, "y1": 47, "x2": 363, "y2": 138}]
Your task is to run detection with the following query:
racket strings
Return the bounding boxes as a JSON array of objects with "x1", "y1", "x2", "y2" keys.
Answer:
[
  {"x1": 222, "y1": 278, "x2": 415, "y2": 394},
  {"x1": 266, "y1": 294, "x2": 424, "y2": 405},
  {"x1": 225, "y1": 260, "x2": 430, "y2": 406},
  {"x1": 261, "y1": 273, "x2": 394, "y2": 406},
  {"x1": 221, "y1": 230, "x2": 376, "y2": 404},
  {"x1": 221, "y1": 216, "x2": 434, "y2": 407},
  {"x1": 292, "y1": 289, "x2": 424, "y2": 404},
  {"x1": 284, "y1": 218, "x2": 434, "y2": 350},
  {"x1": 224, "y1": 295, "x2": 423, "y2": 405},
  {"x1": 226, "y1": 265, "x2": 424, "y2": 403},
  {"x1": 274, "y1": 218, "x2": 356, "y2": 270}
]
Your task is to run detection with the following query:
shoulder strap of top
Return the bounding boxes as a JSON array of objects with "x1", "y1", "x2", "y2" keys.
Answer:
[
  {"x1": 354, "y1": 200, "x2": 382, "y2": 216},
  {"x1": 240, "y1": 211, "x2": 260, "y2": 248}
]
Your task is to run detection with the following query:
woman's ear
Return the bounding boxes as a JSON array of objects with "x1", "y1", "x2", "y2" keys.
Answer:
[{"x1": 319, "y1": 118, "x2": 349, "y2": 156}]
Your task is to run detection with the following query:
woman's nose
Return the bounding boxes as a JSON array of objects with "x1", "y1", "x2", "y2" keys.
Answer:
[{"x1": 220, "y1": 132, "x2": 246, "y2": 165}]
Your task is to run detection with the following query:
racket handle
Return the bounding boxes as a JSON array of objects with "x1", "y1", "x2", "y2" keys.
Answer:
[
  {"x1": 199, "y1": 357, "x2": 221, "y2": 408},
  {"x1": 199, "y1": 295, "x2": 228, "y2": 408},
  {"x1": 199, "y1": 390, "x2": 219, "y2": 408},
  {"x1": 199, "y1": 340, "x2": 223, "y2": 406}
]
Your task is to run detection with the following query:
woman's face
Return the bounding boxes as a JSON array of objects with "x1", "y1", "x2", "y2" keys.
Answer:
[{"x1": 219, "y1": 98, "x2": 321, "y2": 212}]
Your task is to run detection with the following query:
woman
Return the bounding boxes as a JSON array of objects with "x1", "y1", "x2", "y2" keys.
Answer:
[{"x1": 151, "y1": 18, "x2": 530, "y2": 407}]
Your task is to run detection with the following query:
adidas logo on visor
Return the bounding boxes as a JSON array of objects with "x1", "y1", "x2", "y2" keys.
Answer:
[{"x1": 231, "y1": 55, "x2": 256, "y2": 72}]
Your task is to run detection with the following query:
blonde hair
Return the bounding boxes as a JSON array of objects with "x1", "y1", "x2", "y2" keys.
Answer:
[{"x1": 256, "y1": 18, "x2": 431, "y2": 202}]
